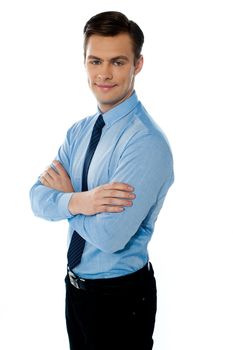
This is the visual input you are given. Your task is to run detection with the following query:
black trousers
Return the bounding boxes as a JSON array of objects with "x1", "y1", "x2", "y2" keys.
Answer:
[{"x1": 65, "y1": 263, "x2": 157, "y2": 350}]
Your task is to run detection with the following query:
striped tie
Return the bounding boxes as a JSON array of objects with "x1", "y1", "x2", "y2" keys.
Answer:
[{"x1": 67, "y1": 114, "x2": 105, "y2": 270}]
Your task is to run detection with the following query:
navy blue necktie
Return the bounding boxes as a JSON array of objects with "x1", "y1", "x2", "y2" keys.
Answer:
[{"x1": 67, "y1": 115, "x2": 105, "y2": 270}]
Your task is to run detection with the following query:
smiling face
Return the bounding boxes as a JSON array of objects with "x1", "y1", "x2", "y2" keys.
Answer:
[{"x1": 85, "y1": 33, "x2": 143, "y2": 113}]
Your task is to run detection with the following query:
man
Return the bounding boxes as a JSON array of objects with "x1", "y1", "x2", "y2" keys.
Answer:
[{"x1": 30, "y1": 11, "x2": 174, "y2": 350}]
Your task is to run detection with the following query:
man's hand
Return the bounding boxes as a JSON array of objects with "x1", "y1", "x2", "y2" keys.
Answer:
[
  {"x1": 40, "y1": 160, "x2": 74, "y2": 193},
  {"x1": 68, "y1": 182, "x2": 136, "y2": 216}
]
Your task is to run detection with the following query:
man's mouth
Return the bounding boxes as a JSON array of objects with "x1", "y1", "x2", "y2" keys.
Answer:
[{"x1": 95, "y1": 83, "x2": 117, "y2": 91}]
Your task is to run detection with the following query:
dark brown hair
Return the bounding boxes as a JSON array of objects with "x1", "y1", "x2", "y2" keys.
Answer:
[{"x1": 83, "y1": 11, "x2": 144, "y2": 62}]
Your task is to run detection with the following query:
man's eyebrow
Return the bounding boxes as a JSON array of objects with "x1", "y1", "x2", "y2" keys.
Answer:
[
  {"x1": 87, "y1": 55, "x2": 129, "y2": 61},
  {"x1": 87, "y1": 55, "x2": 102, "y2": 60},
  {"x1": 111, "y1": 56, "x2": 129, "y2": 61}
]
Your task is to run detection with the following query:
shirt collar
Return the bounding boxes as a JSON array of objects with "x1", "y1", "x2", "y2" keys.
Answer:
[{"x1": 96, "y1": 91, "x2": 139, "y2": 129}]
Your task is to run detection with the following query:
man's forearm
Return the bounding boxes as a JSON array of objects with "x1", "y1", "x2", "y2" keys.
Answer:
[{"x1": 30, "y1": 181, "x2": 74, "y2": 221}]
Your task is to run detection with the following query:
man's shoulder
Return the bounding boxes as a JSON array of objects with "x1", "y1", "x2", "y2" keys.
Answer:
[{"x1": 128, "y1": 104, "x2": 172, "y2": 151}]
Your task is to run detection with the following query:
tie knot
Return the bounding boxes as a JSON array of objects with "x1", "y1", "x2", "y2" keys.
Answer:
[{"x1": 95, "y1": 114, "x2": 105, "y2": 130}]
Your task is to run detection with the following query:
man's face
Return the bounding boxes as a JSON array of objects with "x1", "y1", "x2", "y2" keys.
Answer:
[{"x1": 85, "y1": 33, "x2": 143, "y2": 113}]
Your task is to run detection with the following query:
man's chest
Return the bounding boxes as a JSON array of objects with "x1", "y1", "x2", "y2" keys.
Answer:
[{"x1": 69, "y1": 126, "x2": 132, "y2": 191}]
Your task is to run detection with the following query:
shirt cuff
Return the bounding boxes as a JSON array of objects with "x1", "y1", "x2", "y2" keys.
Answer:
[{"x1": 58, "y1": 192, "x2": 74, "y2": 219}]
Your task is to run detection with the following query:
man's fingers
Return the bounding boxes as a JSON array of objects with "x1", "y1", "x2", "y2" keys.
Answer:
[
  {"x1": 40, "y1": 174, "x2": 50, "y2": 186},
  {"x1": 104, "y1": 190, "x2": 136, "y2": 200},
  {"x1": 102, "y1": 182, "x2": 134, "y2": 192},
  {"x1": 43, "y1": 161, "x2": 66, "y2": 180},
  {"x1": 52, "y1": 160, "x2": 67, "y2": 176},
  {"x1": 40, "y1": 166, "x2": 57, "y2": 185},
  {"x1": 104, "y1": 197, "x2": 133, "y2": 206},
  {"x1": 41, "y1": 169, "x2": 52, "y2": 180},
  {"x1": 44, "y1": 166, "x2": 57, "y2": 179},
  {"x1": 99, "y1": 205, "x2": 125, "y2": 213}
]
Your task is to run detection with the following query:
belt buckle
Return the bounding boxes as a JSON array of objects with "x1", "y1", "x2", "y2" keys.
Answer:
[{"x1": 68, "y1": 270, "x2": 85, "y2": 290}]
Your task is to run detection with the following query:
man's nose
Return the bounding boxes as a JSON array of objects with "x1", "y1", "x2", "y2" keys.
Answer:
[{"x1": 97, "y1": 64, "x2": 113, "y2": 80}]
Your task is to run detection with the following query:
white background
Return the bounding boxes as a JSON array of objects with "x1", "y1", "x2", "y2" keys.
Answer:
[{"x1": 0, "y1": 1, "x2": 232, "y2": 349}]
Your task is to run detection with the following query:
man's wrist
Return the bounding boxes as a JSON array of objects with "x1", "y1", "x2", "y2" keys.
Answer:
[
  {"x1": 56, "y1": 192, "x2": 75, "y2": 219},
  {"x1": 68, "y1": 192, "x2": 83, "y2": 215}
]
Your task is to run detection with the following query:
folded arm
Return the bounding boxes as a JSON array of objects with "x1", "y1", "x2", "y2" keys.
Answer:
[
  {"x1": 30, "y1": 161, "x2": 135, "y2": 220},
  {"x1": 68, "y1": 134, "x2": 174, "y2": 253}
]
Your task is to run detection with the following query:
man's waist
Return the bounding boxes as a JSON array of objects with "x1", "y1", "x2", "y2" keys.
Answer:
[
  {"x1": 67, "y1": 262, "x2": 153, "y2": 291},
  {"x1": 68, "y1": 242, "x2": 150, "y2": 279}
]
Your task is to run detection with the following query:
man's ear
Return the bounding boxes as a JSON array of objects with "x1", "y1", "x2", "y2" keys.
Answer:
[{"x1": 134, "y1": 55, "x2": 144, "y2": 75}]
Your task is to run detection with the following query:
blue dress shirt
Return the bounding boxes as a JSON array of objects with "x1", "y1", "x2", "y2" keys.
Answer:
[{"x1": 30, "y1": 91, "x2": 174, "y2": 279}]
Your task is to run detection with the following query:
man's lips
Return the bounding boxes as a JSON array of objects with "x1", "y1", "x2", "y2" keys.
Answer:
[{"x1": 95, "y1": 83, "x2": 117, "y2": 90}]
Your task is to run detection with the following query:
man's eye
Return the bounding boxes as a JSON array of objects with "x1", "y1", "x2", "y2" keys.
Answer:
[
  {"x1": 113, "y1": 61, "x2": 124, "y2": 66},
  {"x1": 91, "y1": 60, "x2": 101, "y2": 65}
]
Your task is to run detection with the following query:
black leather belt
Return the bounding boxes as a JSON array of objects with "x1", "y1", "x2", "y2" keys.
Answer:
[{"x1": 67, "y1": 262, "x2": 152, "y2": 291}]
